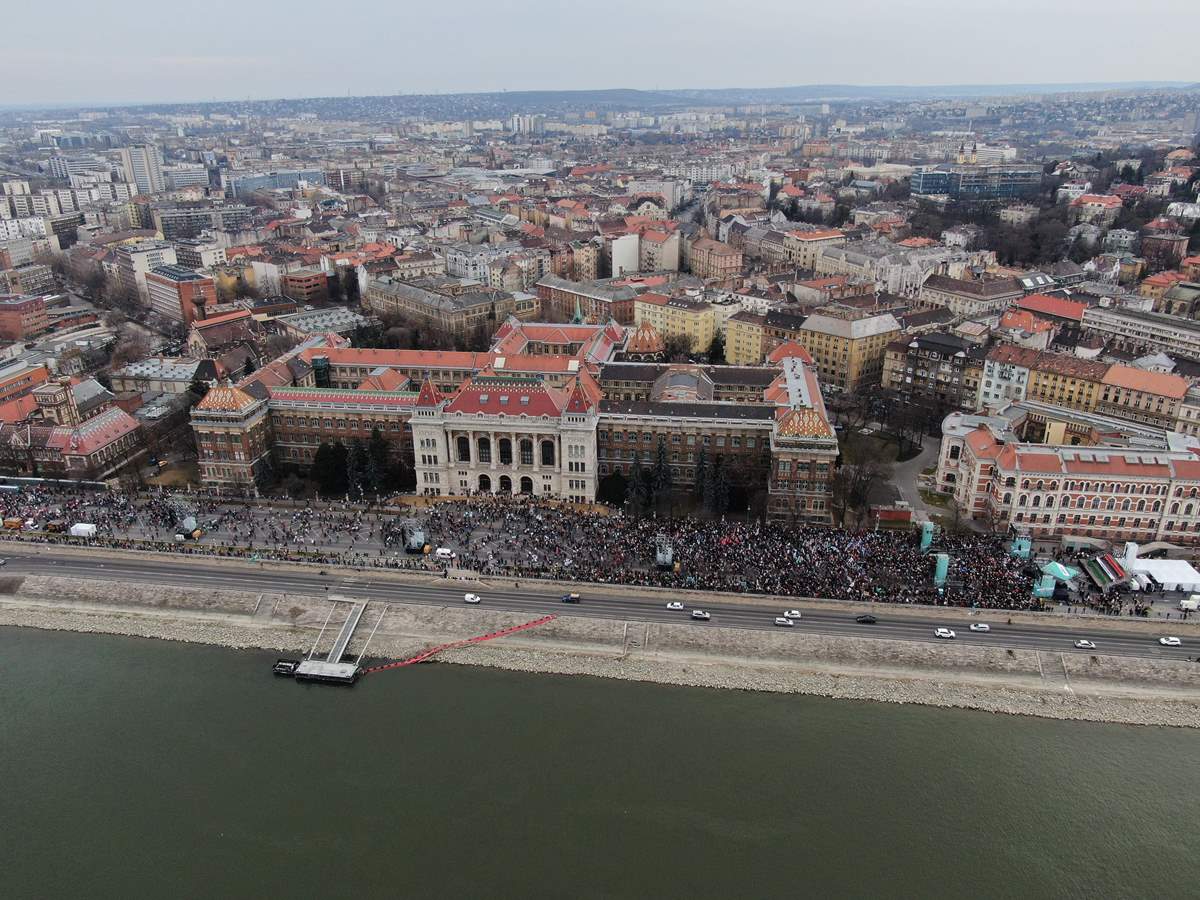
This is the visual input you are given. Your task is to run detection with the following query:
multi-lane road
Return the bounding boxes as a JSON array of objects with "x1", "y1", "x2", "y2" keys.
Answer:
[{"x1": 1, "y1": 546, "x2": 1195, "y2": 662}]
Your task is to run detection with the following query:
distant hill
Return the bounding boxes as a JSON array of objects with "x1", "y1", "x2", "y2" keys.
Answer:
[{"x1": 3, "y1": 82, "x2": 1197, "y2": 118}]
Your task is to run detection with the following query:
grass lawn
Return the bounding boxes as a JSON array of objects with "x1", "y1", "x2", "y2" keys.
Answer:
[{"x1": 919, "y1": 489, "x2": 952, "y2": 508}]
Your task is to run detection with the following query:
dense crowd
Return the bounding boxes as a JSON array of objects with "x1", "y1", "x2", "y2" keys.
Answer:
[
  {"x1": 425, "y1": 496, "x2": 1041, "y2": 609},
  {"x1": 1, "y1": 487, "x2": 1045, "y2": 609}
]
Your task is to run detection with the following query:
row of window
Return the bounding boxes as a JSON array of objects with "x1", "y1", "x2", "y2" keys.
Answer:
[
  {"x1": 456, "y1": 435, "x2": 555, "y2": 466},
  {"x1": 599, "y1": 431, "x2": 758, "y2": 449}
]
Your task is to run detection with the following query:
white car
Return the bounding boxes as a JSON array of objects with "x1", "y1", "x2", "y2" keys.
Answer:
[
  {"x1": 774, "y1": 616, "x2": 795, "y2": 627},
  {"x1": 463, "y1": 593, "x2": 481, "y2": 605},
  {"x1": 784, "y1": 609, "x2": 802, "y2": 620},
  {"x1": 1159, "y1": 636, "x2": 1182, "y2": 647},
  {"x1": 1074, "y1": 640, "x2": 1097, "y2": 650},
  {"x1": 691, "y1": 610, "x2": 711, "y2": 621},
  {"x1": 934, "y1": 627, "x2": 956, "y2": 640},
  {"x1": 666, "y1": 601, "x2": 685, "y2": 611},
  {"x1": 969, "y1": 623, "x2": 990, "y2": 633}
]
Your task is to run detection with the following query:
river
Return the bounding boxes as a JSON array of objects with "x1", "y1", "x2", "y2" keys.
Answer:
[{"x1": 2, "y1": 626, "x2": 1197, "y2": 899}]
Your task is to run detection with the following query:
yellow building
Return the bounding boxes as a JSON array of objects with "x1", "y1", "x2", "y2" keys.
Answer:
[
  {"x1": 1024, "y1": 356, "x2": 1109, "y2": 412},
  {"x1": 797, "y1": 308, "x2": 901, "y2": 392},
  {"x1": 633, "y1": 292, "x2": 716, "y2": 353},
  {"x1": 725, "y1": 311, "x2": 767, "y2": 365}
]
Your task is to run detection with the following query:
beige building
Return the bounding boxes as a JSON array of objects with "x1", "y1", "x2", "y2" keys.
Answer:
[
  {"x1": 798, "y1": 308, "x2": 901, "y2": 392},
  {"x1": 689, "y1": 237, "x2": 743, "y2": 282},
  {"x1": 725, "y1": 311, "x2": 767, "y2": 365},
  {"x1": 633, "y1": 293, "x2": 716, "y2": 353}
]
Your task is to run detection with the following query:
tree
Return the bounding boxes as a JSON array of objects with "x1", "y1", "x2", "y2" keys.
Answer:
[
  {"x1": 327, "y1": 272, "x2": 344, "y2": 304},
  {"x1": 706, "y1": 331, "x2": 725, "y2": 364},
  {"x1": 342, "y1": 268, "x2": 360, "y2": 304},
  {"x1": 312, "y1": 442, "x2": 348, "y2": 495},
  {"x1": 346, "y1": 439, "x2": 368, "y2": 500},
  {"x1": 628, "y1": 459, "x2": 651, "y2": 515},
  {"x1": 651, "y1": 436, "x2": 672, "y2": 512},
  {"x1": 186, "y1": 377, "x2": 210, "y2": 408},
  {"x1": 829, "y1": 433, "x2": 894, "y2": 528},
  {"x1": 693, "y1": 446, "x2": 708, "y2": 505},
  {"x1": 663, "y1": 334, "x2": 693, "y2": 362},
  {"x1": 598, "y1": 470, "x2": 628, "y2": 505},
  {"x1": 367, "y1": 427, "x2": 390, "y2": 494}
]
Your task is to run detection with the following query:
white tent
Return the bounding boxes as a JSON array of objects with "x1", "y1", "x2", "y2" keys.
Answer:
[{"x1": 1122, "y1": 543, "x2": 1200, "y2": 593}]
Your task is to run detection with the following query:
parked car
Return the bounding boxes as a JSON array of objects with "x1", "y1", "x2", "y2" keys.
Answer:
[
  {"x1": 773, "y1": 617, "x2": 795, "y2": 627},
  {"x1": 934, "y1": 627, "x2": 956, "y2": 639}
]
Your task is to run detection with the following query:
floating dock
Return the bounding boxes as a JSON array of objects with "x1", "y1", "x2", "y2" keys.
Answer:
[{"x1": 288, "y1": 599, "x2": 374, "y2": 684}]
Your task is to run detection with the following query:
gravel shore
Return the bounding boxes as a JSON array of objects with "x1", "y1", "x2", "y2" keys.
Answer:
[{"x1": 2, "y1": 595, "x2": 1198, "y2": 728}]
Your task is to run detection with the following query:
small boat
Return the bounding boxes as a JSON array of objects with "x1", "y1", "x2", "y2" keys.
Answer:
[{"x1": 272, "y1": 659, "x2": 300, "y2": 677}]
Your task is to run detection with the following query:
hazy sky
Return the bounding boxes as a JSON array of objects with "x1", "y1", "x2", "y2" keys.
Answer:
[{"x1": 2, "y1": 0, "x2": 1195, "y2": 106}]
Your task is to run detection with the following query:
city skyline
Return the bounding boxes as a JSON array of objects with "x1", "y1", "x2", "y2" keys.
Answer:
[{"x1": 3, "y1": 0, "x2": 1197, "y2": 106}]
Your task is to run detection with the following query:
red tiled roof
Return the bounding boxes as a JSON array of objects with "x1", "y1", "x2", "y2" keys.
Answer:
[
  {"x1": 443, "y1": 375, "x2": 566, "y2": 417},
  {"x1": 1015, "y1": 294, "x2": 1087, "y2": 323},
  {"x1": 1101, "y1": 365, "x2": 1189, "y2": 399}
]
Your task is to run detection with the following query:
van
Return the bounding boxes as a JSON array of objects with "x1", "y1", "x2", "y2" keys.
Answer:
[
  {"x1": 434, "y1": 547, "x2": 455, "y2": 561},
  {"x1": 1180, "y1": 596, "x2": 1200, "y2": 612}
]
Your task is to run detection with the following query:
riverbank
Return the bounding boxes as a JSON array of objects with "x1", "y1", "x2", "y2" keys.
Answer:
[{"x1": 2, "y1": 574, "x2": 1198, "y2": 727}]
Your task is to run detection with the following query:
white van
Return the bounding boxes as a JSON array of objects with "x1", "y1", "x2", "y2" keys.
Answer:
[
  {"x1": 434, "y1": 547, "x2": 456, "y2": 561},
  {"x1": 1180, "y1": 595, "x2": 1199, "y2": 612}
]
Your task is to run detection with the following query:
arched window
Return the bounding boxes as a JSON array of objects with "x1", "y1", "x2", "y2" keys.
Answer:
[
  {"x1": 1153, "y1": 500, "x2": 1161, "y2": 512},
  {"x1": 1062, "y1": 496, "x2": 1071, "y2": 509},
  {"x1": 1003, "y1": 492, "x2": 1012, "y2": 504},
  {"x1": 1018, "y1": 495, "x2": 1027, "y2": 507},
  {"x1": 477, "y1": 437, "x2": 491, "y2": 464},
  {"x1": 478, "y1": 473, "x2": 491, "y2": 492},
  {"x1": 519, "y1": 476, "x2": 533, "y2": 494},
  {"x1": 499, "y1": 474, "x2": 512, "y2": 493},
  {"x1": 1137, "y1": 500, "x2": 1145, "y2": 512},
  {"x1": 1186, "y1": 503, "x2": 1195, "y2": 517},
  {"x1": 520, "y1": 439, "x2": 534, "y2": 465},
  {"x1": 1106, "y1": 499, "x2": 1115, "y2": 511},
  {"x1": 541, "y1": 440, "x2": 555, "y2": 466},
  {"x1": 499, "y1": 438, "x2": 512, "y2": 465},
  {"x1": 1032, "y1": 496, "x2": 1041, "y2": 507},
  {"x1": 456, "y1": 435, "x2": 470, "y2": 463},
  {"x1": 1170, "y1": 502, "x2": 1179, "y2": 515},
  {"x1": 1121, "y1": 499, "x2": 1130, "y2": 511}
]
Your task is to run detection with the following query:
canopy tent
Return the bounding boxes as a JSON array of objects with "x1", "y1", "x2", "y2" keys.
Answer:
[
  {"x1": 1041, "y1": 561, "x2": 1080, "y2": 583},
  {"x1": 1121, "y1": 543, "x2": 1200, "y2": 593}
]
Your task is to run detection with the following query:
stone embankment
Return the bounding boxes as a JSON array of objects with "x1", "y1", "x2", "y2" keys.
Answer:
[{"x1": 1, "y1": 575, "x2": 1198, "y2": 728}]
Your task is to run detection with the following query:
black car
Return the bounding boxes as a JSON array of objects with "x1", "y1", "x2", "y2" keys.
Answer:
[{"x1": 855, "y1": 614, "x2": 877, "y2": 624}]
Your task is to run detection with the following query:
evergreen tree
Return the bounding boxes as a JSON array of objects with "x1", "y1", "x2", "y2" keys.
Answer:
[
  {"x1": 628, "y1": 460, "x2": 650, "y2": 515},
  {"x1": 312, "y1": 442, "x2": 343, "y2": 495},
  {"x1": 707, "y1": 331, "x2": 725, "y2": 364},
  {"x1": 367, "y1": 427, "x2": 390, "y2": 492},
  {"x1": 343, "y1": 269, "x2": 360, "y2": 304},
  {"x1": 713, "y1": 460, "x2": 731, "y2": 516},
  {"x1": 703, "y1": 456, "x2": 719, "y2": 513},
  {"x1": 346, "y1": 439, "x2": 368, "y2": 499},
  {"x1": 651, "y1": 436, "x2": 672, "y2": 501}
]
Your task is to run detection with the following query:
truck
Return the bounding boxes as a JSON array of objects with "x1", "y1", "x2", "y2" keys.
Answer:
[
  {"x1": 1180, "y1": 596, "x2": 1200, "y2": 612},
  {"x1": 3, "y1": 517, "x2": 23, "y2": 530},
  {"x1": 69, "y1": 523, "x2": 97, "y2": 538}
]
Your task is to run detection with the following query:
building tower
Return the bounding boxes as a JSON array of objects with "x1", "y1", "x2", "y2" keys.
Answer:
[
  {"x1": 119, "y1": 144, "x2": 166, "y2": 195},
  {"x1": 33, "y1": 377, "x2": 82, "y2": 427}
]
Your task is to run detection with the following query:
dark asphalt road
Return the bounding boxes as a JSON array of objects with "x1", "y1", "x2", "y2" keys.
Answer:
[{"x1": 2, "y1": 546, "x2": 1195, "y2": 662}]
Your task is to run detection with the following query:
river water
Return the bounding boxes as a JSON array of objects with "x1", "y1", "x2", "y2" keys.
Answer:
[{"x1": 2, "y1": 626, "x2": 1197, "y2": 899}]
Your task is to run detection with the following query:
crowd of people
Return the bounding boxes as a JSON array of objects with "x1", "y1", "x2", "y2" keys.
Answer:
[
  {"x1": 1, "y1": 487, "x2": 1047, "y2": 609},
  {"x1": 425, "y1": 496, "x2": 1041, "y2": 609}
]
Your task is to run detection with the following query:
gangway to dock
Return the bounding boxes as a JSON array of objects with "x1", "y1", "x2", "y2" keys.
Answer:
[{"x1": 295, "y1": 599, "x2": 368, "y2": 684}]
